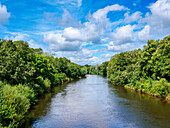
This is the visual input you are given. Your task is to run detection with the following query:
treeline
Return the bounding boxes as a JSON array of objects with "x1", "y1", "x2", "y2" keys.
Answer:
[
  {"x1": 84, "y1": 61, "x2": 108, "y2": 76},
  {"x1": 90, "y1": 35, "x2": 170, "y2": 100},
  {"x1": 0, "y1": 39, "x2": 86, "y2": 127}
]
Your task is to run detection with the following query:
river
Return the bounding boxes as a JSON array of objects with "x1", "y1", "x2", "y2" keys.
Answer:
[{"x1": 22, "y1": 75, "x2": 170, "y2": 128}]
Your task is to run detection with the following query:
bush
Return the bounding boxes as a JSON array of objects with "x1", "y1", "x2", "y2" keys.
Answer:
[
  {"x1": 0, "y1": 84, "x2": 31, "y2": 127},
  {"x1": 44, "y1": 78, "x2": 51, "y2": 90},
  {"x1": 127, "y1": 78, "x2": 170, "y2": 98},
  {"x1": 16, "y1": 84, "x2": 37, "y2": 105}
]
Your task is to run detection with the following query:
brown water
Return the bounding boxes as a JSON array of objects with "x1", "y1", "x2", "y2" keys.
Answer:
[{"x1": 22, "y1": 75, "x2": 170, "y2": 128}]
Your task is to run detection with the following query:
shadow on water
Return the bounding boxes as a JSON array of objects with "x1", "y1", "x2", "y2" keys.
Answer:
[
  {"x1": 108, "y1": 85, "x2": 170, "y2": 128},
  {"x1": 21, "y1": 75, "x2": 170, "y2": 128},
  {"x1": 21, "y1": 78, "x2": 84, "y2": 128}
]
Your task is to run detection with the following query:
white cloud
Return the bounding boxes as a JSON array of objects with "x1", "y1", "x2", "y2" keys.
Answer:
[
  {"x1": 110, "y1": 25, "x2": 135, "y2": 44},
  {"x1": 63, "y1": 23, "x2": 101, "y2": 43},
  {"x1": 89, "y1": 56, "x2": 100, "y2": 65},
  {"x1": 41, "y1": 0, "x2": 82, "y2": 7},
  {"x1": 60, "y1": 48, "x2": 93, "y2": 59},
  {"x1": 4, "y1": 34, "x2": 45, "y2": 51},
  {"x1": 4, "y1": 33, "x2": 28, "y2": 41},
  {"x1": 138, "y1": 25, "x2": 150, "y2": 41},
  {"x1": 70, "y1": 55, "x2": 106, "y2": 65},
  {"x1": 124, "y1": 11, "x2": 142, "y2": 23},
  {"x1": 82, "y1": 42, "x2": 93, "y2": 46},
  {"x1": 43, "y1": 33, "x2": 81, "y2": 51},
  {"x1": 99, "y1": 53, "x2": 112, "y2": 61},
  {"x1": 28, "y1": 39, "x2": 42, "y2": 49},
  {"x1": 92, "y1": 4, "x2": 127, "y2": 22},
  {"x1": 88, "y1": 53, "x2": 112, "y2": 65},
  {"x1": 53, "y1": 48, "x2": 111, "y2": 65},
  {"x1": 108, "y1": 41, "x2": 138, "y2": 52},
  {"x1": 0, "y1": 3, "x2": 10, "y2": 25},
  {"x1": 145, "y1": 0, "x2": 170, "y2": 32},
  {"x1": 87, "y1": 4, "x2": 128, "y2": 35},
  {"x1": 53, "y1": 48, "x2": 94, "y2": 65},
  {"x1": 77, "y1": 0, "x2": 82, "y2": 7}
]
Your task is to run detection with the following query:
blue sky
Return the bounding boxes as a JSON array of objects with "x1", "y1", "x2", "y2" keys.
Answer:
[{"x1": 0, "y1": 0, "x2": 170, "y2": 65}]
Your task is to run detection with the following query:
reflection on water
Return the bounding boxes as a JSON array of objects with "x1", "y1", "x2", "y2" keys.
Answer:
[{"x1": 22, "y1": 75, "x2": 170, "y2": 128}]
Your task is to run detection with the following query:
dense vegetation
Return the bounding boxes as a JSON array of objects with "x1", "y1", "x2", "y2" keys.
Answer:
[
  {"x1": 90, "y1": 36, "x2": 170, "y2": 100},
  {"x1": 0, "y1": 35, "x2": 169, "y2": 127},
  {"x1": 0, "y1": 39, "x2": 86, "y2": 127},
  {"x1": 84, "y1": 61, "x2": 108, "y2": 76}
]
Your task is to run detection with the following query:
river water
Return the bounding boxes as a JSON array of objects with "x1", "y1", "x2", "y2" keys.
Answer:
[{"x1": 23, "y1": 75, "x2": 170, "y2": 128}]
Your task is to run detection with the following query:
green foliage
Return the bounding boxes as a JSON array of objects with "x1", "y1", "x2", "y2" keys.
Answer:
[
  {"x1": 85, "y1": 61, "x2": 108, "y2": 76},
  {"x1": 81, "y1": 66, "x2": 87, "y2": 76},
  {"x1": 139, "y1": 36, "x2": 170, "y2": 80},
  {"x1": 95, "y1": 35, "x2": 170, "y2": 99},
  {"x1": 107, "y1": 49, "x2": 141, "y2": 84},
  {"x1": 0, "y1": 39, "x2": 86, "y2": 127},
  {"x1": 126, "y1": 78, "x2": 170, "y2": 98},
  {"x1": 44, "y1": 78, "x2": 51, "y2": 90},
  {"x1": 16, "y1": 84, "x2": 37, "y2": 105},
  {"x1": 0, "y1": 84, "x2": 31, "y2": 127},
  {"x1": 0, "y1": 40, "x2": 35, "y2": 85}
]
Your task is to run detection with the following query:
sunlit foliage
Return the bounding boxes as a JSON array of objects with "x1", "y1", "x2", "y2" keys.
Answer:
[{"x1": 0, "y1": 39, "x2": 86, "y2": 127}]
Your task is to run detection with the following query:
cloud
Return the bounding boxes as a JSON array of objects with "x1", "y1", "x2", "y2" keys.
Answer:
[
  {"x1": 63, "y1": 23, "x2": 101, "y2": 43},
  {"x1": 4, "y1": 33, "x2": 46, "y2": 51},
  {"x1": 43, "y1": 33, "x2": 81, "y2": 51},
  {"x1": 0, "y1": 3, "x2": 10, "y2": 25},
  {"x1": 53, "y1": 48, "x2": 95, "y2": 65},
  {"x1": 138, "y1": 25, "x2": 150, "y2": 41},
  {"x1": 62, "y1": 4, "x2": 128, "y2": 44},
  {"x1": 41, "y1": 0, "x2": 82, "y2": 7},
  {"x1": 4, "y1": 33, "x2": 28, "y2": 41},
  {"x1": 77, "y1": 0, "x2": 82, "y2": 7},
  {"x1": 61, "y1": 4, "x2": 128, "y2": 46},
  {"x1": 69, "y1": 53, "x2": 112, "y2": 65},
  {"x1": 108, "y1": 42, "x2": 138, "y2": 52},
  {"x1": 63, "y1": 48, "x2": 93, "y2": 59},
  {"x1": 99, "y1": 53, "x2": 112, "y2": 61},
  {"x1": 110, "y1": 25, "x2": 135, "y2": 44},
  {"x1": 88, "y1": 53, "x2": 112, "y2": 65},
  {"x1": 54, "y1": 48, "x2": 111, "y2": 65},
  {"x1": 145, "y1": 0, "x2": 170, "y2": 32},
  {"x1": 27, "y1": 39, "x2": 42, "y2": 49},
  {"x1": 124, "y1": 11, "x2": 142, "y2": 23},
  {"x1": 60, "y1": 9, "x2": 81, "y2": 27},
  {"x1": 45, "y1": 9, "x2": 81, "y2": 27},
  {"x1": 92, "y1": 4, "x2": 128, "y2": 22},
  {"x1": 87, "y1": 4, "x2": 128, "y2": 35},
  {"x1": 3, "y1": 0, "x2": 170, "y2": 65}
]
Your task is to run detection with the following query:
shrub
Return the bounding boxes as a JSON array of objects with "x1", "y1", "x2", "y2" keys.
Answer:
[
  {"x1": 44, "y1": 78, "x2": 51, "y2": 90},
  {"x1": 0, "y1": 84, "x2": 30, "y2": 127},
  {"x1": 16, "y1": 84, "x2": 37, "y2": 105}
]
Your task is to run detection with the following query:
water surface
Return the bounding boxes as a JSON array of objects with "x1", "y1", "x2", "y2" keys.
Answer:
[{"x1": 23, "y1": 75, "x2": 170, "y2": 128}]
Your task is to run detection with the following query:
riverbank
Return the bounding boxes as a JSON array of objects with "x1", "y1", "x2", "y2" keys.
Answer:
[
  {"x1": 19, "y1": 77, "x2": 84, "y2": 127},
  {"x1": 125, "y1": 78, "x2": 170, "y2": 102},
  {"x1": 124, "y1": 85, "x2": 170, "y2": 102},
  {"x1": 108, "y1": 78, "x2": 170, "y2": 102},
  {"x1": 21, "y1": 75, "x2": 170, "y2": 128},
  {"x1": 88, "y1": 35, "x2": 170, "y2": 102},
  {"x1": 0, "y1": 40, "x2": 87, "y2": 128},
  {"x1": 0, "y1": 76, "x2": 86, "y2": 128}
]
